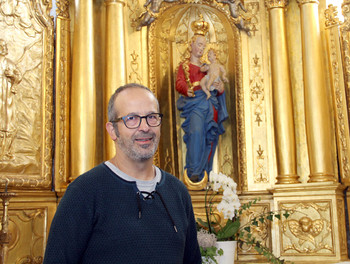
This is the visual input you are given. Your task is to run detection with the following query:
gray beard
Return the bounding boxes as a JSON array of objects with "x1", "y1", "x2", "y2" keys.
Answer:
[{"x1": 116, "y1": 133, "x2": 159, "y2": 162}]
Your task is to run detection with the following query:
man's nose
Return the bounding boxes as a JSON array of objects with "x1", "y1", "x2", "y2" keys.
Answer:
[{"x1": 138, "y1": 117, "x2": 150, "y2": 131}]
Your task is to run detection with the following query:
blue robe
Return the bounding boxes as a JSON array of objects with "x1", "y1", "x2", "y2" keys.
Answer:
[{"x1": 177, "y1": 89, "x2": 228, "y2": 179}]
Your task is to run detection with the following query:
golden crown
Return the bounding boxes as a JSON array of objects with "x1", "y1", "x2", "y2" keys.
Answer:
[{"x1": 191, "y1": 14, "x2": 209, "y2": 36}]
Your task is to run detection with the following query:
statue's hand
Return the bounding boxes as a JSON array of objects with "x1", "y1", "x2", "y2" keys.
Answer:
[
  {"x1": 213, "y1": 81, "x2": 224, "y2": 93},
  {"x1": 187, "y1": 89, "x2": 194, "y2": 97},
  {"x1": 200, "y1": 64, "x2": 209, "y2": 73}
]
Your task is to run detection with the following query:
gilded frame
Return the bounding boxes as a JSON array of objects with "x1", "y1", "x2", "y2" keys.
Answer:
[
  {"x1": 0, "y1": 1, "x2": 54, "y2": 190},
  {"x1": 148, "y1": 1, "x2": 247, "y2": 189}
]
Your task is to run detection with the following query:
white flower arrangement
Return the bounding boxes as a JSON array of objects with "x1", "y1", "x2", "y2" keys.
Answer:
[
  {"x1": 197, "y1": 171, "x2": 290, "y2": 264},
  {"x1": 209, "y1": 171, "x2": 241, "y2": 219}
]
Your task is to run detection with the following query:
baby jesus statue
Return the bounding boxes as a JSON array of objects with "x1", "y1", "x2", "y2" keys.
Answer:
[{"x1": 200, "y1": 48, "x2": 229, "y2": 100}]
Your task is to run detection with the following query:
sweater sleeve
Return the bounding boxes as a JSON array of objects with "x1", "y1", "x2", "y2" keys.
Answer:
[
  {"x1": 43, "y1": 181, "x2": 95, "y2": 264},
  {"x1": 183, "y1": 191, "x2": 202, "y2": 263}
]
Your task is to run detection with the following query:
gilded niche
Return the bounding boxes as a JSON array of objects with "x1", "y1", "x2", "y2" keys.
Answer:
[
  {"x1": 0, "y1": 0, "x2": 54, "y2": 188},
  {"x1": 148, "y1": 2, "x2": 242, "y2": 185}
]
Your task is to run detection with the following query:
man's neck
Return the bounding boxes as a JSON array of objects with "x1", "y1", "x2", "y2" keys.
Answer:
[{"x1": 109, "y1": 156, "x2": 155, "y2": 181}]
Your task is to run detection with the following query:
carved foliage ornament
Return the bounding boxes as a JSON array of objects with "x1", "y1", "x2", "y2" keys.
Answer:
[
  {"x1": 325, "y1": 4, "x2": 340, "y2": 27},
  {"x1": 56, "y1": 0, "x2": 70, "y2": 18},
  {"x1": 136, "y1": 0, "x2": 251, "y2": 35},
  {"x1": 342, "y1": 1, "x2": 350, "y2": 31}
]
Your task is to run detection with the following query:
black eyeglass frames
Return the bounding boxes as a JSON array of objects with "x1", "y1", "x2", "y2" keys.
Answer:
[{"x1": 110, "y1": 113, "x2": 163, "y2": 129}]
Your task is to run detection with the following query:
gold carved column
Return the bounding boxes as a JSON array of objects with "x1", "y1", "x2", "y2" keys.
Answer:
[
  {"x1": 104, "y1": 0, "x2": 127, "y2": 160},
  {"x1": 325, "y1": 5, "x2": 350, "y2": 186},
  {"x1": 70, "y1": 0, "x2": 96, "y2": 180},
  {"x1": 265, "y1": 0, "x2": 300, "y2": 184},
  {"x1": 55, "y1": 0, "x2": 71, "y2": 189},
  {"x1": 297, "y1": 0, "x2": 336, "y2": 182}
]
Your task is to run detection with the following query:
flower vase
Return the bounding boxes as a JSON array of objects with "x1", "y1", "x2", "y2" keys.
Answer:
[{"x1": 215, "y1": 241, "x2": 237, "y2": 264}]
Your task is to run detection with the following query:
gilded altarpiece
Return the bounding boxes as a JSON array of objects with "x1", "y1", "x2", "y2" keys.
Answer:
[{"x1": 1, "y1": 0, "x2": 350, "y2": 263}]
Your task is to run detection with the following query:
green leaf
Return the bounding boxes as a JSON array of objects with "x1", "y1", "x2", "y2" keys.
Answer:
[
  {"x1": 216, "y1": 219, "x2": 241, "y2": 240},
  {"x1": 255, "y1": 246, "x2": 263, "y2": 253},
  {"x1": 283, "y1": 211, "x2": 290, "y2": 219},
  {"x1": 244, "y1": 226, "x2": 251, "y2": 232},
  {"x1": 275, "y1": 214, "x2": 281, "y2": 220}
]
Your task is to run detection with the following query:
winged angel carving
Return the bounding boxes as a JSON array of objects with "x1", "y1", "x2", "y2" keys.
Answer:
[
  {"x1": 136, "y1": 0, "x2": 179, "y2": 31},
  {"x1": 284, "y1": 216, "x2": 324, "y2": 246}
]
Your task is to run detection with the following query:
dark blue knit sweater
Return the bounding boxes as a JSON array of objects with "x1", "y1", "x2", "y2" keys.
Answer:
[{"x1": 43, "y1": 163, "x2": 202, "y2": 264}]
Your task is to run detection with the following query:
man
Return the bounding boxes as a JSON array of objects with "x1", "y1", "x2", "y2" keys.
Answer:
[
  {"x1": 176, "y1": 33, "x2": 228, "y2": 182},
  {"x1": 43, "y1": 83, "x2": 201, "y2": 263}
]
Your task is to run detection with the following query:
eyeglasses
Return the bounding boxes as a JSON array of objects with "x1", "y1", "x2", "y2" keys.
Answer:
[{"x1": 110, "y1": 113, "x2": 163, "y2": 129}]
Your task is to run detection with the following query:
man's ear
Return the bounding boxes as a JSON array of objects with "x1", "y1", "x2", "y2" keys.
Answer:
[{"x1": 106, "y1": 122, "x2": 118, "y2": 141}]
